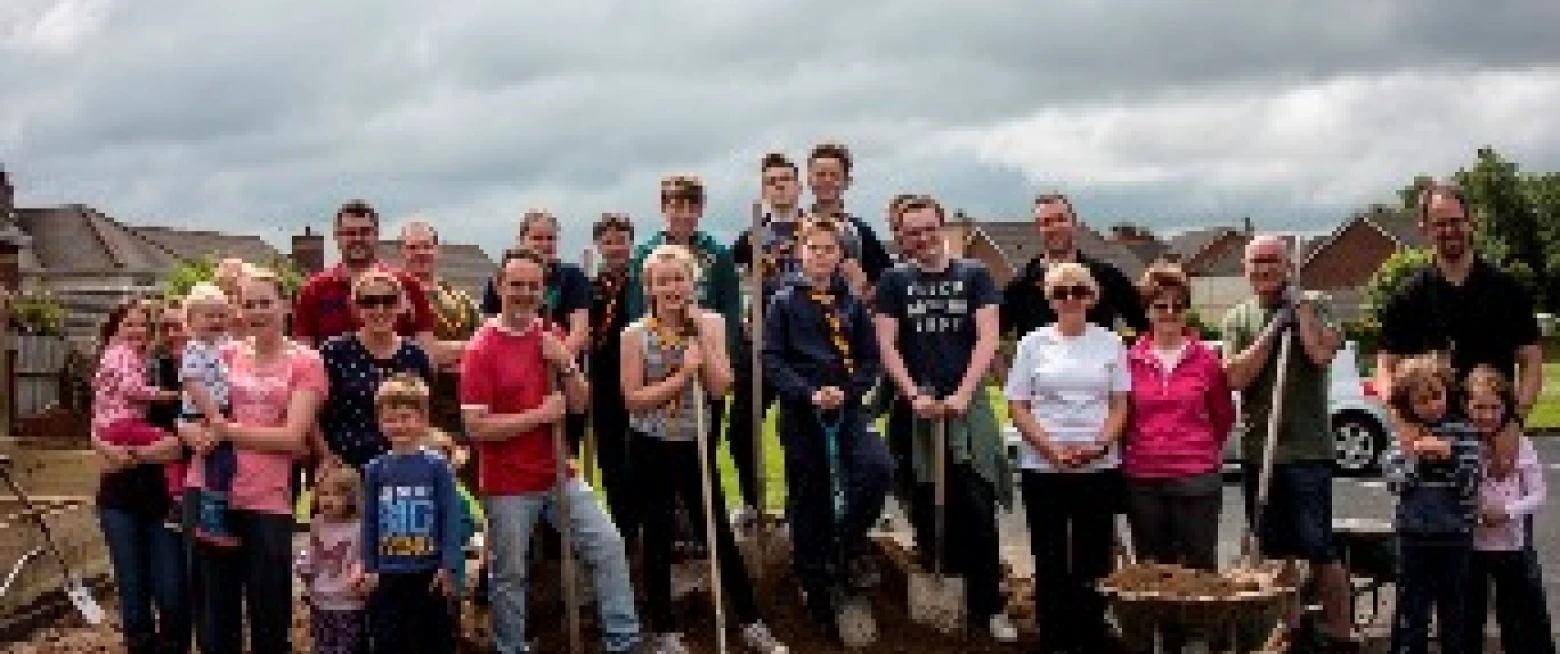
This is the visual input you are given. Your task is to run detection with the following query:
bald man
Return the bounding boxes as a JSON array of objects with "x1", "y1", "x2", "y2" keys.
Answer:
[{"x1": 1221, "y1": 235, "x2": 1356, "y2": 647}]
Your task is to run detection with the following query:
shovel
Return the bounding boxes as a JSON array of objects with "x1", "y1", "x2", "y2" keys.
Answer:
[
  {"x1": 692, "y1": 378, "x2": 731, "y2": 654},
  {"x1": 907, "y1": 412, "x2": 965, "y2": 636},
  {"x1": 550, "y1": 371, "x2": 584, "y2": 654},
  {"x1": 1241, "y1": 239, "x2": 1303, "y2": 569},
  {"x1": 818, "y1": 408, "x2": 877, "y2": 648}
]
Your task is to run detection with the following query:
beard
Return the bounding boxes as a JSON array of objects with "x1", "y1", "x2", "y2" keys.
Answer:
[
  {"x1": 1438, "y1": 235, "x2": 1471, "y2": 263},
  {"x1": 343, "y1": 243, "x2": 374, "y2": 265}
]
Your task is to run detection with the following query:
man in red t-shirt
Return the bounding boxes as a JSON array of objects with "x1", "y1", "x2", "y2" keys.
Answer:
[
  {"x1": 293, "y1": 200, "x2": 443, "y2": 354},
  {"x1": 460, "y1": 249, "x2": 642, "y2": 653}
]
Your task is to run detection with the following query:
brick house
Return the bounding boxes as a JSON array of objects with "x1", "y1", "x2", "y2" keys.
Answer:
[
  {"x1": 940, "y1": 213, "x2": 1148, "y2": 287},
  {"x1": 1299, "y1": 205, "x2": 1427, "y2": 322}
]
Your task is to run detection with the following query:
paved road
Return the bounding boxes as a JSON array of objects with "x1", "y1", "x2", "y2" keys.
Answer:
[{"x1": 883, "y1": 438, "x2": 1560, "y2": 637}]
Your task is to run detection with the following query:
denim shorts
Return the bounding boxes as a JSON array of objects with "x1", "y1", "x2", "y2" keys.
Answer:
[{"x1": 1241, "y1": 461, "x2": 1338, "y2": 563}]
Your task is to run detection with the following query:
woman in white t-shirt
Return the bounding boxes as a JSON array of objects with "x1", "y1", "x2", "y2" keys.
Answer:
[{"x1": 1004, "y1": 262, "x2": 1130, "y2": 654}]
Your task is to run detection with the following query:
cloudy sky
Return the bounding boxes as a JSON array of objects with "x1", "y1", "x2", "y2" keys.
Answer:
[{"x1": 4, "y1": 0, "x2": 1560, "y2": 260}]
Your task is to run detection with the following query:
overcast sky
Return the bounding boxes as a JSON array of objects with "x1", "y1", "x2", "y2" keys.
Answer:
[{"x1": 5, "y1": 0, "x2": 1560, "y2": 259}]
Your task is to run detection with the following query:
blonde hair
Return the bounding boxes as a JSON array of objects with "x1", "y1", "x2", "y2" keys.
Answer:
[
  {"x1": 241, "y1": 267, "x2": 284, "y2": 299},
  {"x1": 641, "y1": 244, "x2": 703, "y2": 294},
  {"x1": 351, "y1": 270, "x2": 403, "y2": 299},
  {"x1": 1043, "y1": 261, "x2": 1100, "y2": 298},
  {"x1": 376, "y1": 372, "x2": 430, "y2": 415},
  {"x1": 316, "y1": 465, "x2": 363, "y2": 521},
  {"x1": 1389, "y1": 354, "x2": 1454, "y2": 423}
]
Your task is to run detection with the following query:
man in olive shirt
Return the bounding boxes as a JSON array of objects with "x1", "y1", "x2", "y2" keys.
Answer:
[{"x1": 1222, "y1": 235, "x2": 1356, "y2": 648}]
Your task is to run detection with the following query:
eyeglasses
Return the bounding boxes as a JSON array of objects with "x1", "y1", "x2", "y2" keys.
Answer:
[
  {"x1": 1049, "y1": 285, "x2": 1093, "y2": 302},
  {"x1": 336, "y1": 226, "x2": 376, "y2": 239},
  {"x1": 504, "y1": 280, "x2": 543, "y2": 292},
  {"x1": 1247, "y1": 256, "x2": 1284, "y2": 266},
  {"x1": 1151, "y1": 301, "x2": 1185, "y2": 314},
  {"x1": 762, "y1": 174, "x2": 794, "y2": 186},
  {"x1": 242, "y1": 299, "x2": 276, "y2": 311},
  {"x1": 355, "y1": 293, "x2": 399, "y2": 309}
]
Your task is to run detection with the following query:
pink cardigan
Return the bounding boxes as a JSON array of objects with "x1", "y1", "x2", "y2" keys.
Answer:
[{"x1": 1123, "y1": 332, "x2": 1237, "y2": 479}]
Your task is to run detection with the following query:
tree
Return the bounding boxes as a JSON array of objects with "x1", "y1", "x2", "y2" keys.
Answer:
[{"x1": 162, "y1": 254, "x2": 304, "y2": 299}]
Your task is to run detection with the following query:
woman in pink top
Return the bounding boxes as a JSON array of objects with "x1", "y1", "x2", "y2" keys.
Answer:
[
  {"x1": 1123, "y1": 262, "x2": 1236, "y2": 571},
  {"x1": 181, "y1": 268, "x2": 326, "y2": 654}
]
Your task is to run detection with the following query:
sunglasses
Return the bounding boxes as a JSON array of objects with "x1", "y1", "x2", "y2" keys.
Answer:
[
  {"x1": 1049, "y1": 285, "x2": 1093, "y2": 302},
  {"x1": 1151, "y1": 301, "x2": 1185, "y2": 314},
  {"x1": 355, "y1": 293, "x2": 399, "y2": 309}
]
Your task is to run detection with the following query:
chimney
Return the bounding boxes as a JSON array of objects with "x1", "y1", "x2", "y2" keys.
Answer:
[
  {"x1": 1242, "y1": 216, "x2": 1254, "y2": 235},
  {"x1": 0, "y1": 167, "x2": 12, "y2": 221},
  {"x1": 0, "y1": 168, "x2": 26, "y2": 293},
  {"x1": 291, "y1": 225, "x2": 325, "y2": 275}
]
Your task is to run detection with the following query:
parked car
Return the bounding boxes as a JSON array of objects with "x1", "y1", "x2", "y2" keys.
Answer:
[{"x1": 1002, "y1": 340, "x2": 1394, "y2": 475}]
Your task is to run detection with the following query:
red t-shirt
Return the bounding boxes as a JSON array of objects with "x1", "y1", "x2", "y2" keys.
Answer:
[
  {"x1": 293, "y1": 262, "x2": 434, "y2": 344},
  {"x1": 459, "y1": 320, "x2": 574, "y2": 496}
]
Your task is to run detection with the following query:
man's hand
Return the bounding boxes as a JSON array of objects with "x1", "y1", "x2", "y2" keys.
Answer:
[
  {"x1": 541, "y1": 331, "x2": 573, "y2": 369},
  {"x1": 354, "y1": 572, "x2": 379, "y2": 597},
  {"x1": 813, "y1": 386, "x2": 845, "y2": 411},
  {"x1": 911, "y1": 393, "x2": 942, "y2": 419},
  {"x1": 99, "y1": 444, "x2": 136, "y2": 471},
  {"x1": 942, "y1": 391, "x2": 971, "y2": 417},
  {"x1": 538, "y1": 392, "x2": 568, "y2": 424}
]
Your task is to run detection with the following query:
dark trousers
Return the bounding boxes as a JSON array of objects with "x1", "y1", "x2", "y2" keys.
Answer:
[
  {"x1": 1023, "y1": 470, "x2": 1119, "y2": 653},
  {"x1": 779, "y1": 404, "x2": 892, "y2": 600},
  {"x1": 1391, "y1": 541, "x2": 1472, "y2": 654},
  {"x1": 98, "y1": 507, "x2": 191, "y2": 654},
  {"x1": 595, "y1": 396, "x2": 639, "y2": 551},
  {"x1": 633, "y1": 433, "x2": 762, "y2": 631},
  {"x1": 907, "y1": 460, "x2": 1004, "y2": 621},
  {"x1": 195, "y1": 510, "x2": 294, "y2": 654},
  {"x1": 1467, "y1": 549, "x2": 1557, "y2": 654},
  {"x1": 204, "y1": 442, "x2": 236, "y2": 493},
  {"x1": 1124, "y1": 473, "x2": 1222, "y2": 570},
  {"x1": 368, "y1": 571, "x2": 455, "y2": 654},
  {"x1": 725, "y1": 341, "x2": 775, "y2": 509},
  {"x1": 310, "y1": 607, "x2": 367, "y2": 654}
]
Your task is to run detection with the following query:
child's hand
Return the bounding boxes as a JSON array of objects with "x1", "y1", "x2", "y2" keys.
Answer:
[
  {"x1": 432, "y1": 569, "x2": 455, "y2": 598},
  {"x1": 1411, "y1": 437, "x2": 1451, "y2": 460},
  {"x1": 1479, "y1": 505, "x2": 1510, "y2": 526},
  {"x1": 354, "y1": 572, "x2": 378, "y2": 597}
]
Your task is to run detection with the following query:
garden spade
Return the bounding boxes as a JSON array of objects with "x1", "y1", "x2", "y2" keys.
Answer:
[
  {"x1": 693, "y1": 377, "x2": 730, "y2": 653},
  {"x1": 907, "y1": 413, "x2": 965, "y2": 636},
  {"x1": 817, "y1": 409, "x2": 876, "y2": 648},
  {"x1": 1241, "y1": 238, "x2": 1303, "y2": 568},
  {"x1": 550, "y1": 371, "x2": 583, "y2": 654}
]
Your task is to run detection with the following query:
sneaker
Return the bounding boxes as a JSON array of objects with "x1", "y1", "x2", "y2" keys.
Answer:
[
  {"x1": 988, "y1": 613, "x2": 1019, "y2": 643},
  {"x1": 738, "y1": 622, "x2": 789, "y2": 653},
  {"x1": 835, "y1": 597, "x2": 877, "y2": 649},
  {"x1": 641, "y1": 632, "x2": 689, "y2": 654}
]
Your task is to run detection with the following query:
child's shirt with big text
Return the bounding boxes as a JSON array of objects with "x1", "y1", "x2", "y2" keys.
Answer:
[{"x1": 363, "y1": 450, "x2": 462, "y2": 575}]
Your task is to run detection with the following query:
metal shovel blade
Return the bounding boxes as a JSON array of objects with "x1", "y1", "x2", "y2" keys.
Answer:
[
  {"x1": 836, "y1": 594, "x2": 878, "y2": 649},
  {"x1": 908, "y1": 570, "x2": 965, "y2": 635}
]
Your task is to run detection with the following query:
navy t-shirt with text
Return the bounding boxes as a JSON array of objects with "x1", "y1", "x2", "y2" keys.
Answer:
[{"x1": 873, "y1": 259, "x2": 1001, "y2": 396}]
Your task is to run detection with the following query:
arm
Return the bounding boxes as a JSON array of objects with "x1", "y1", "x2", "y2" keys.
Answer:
[
  {"x1": 759, "y1": 297, "x2": 816, "y2": 405},
  {"x1": 132, "y1": 433, "x2": 187, "y2": 463},
  {"x1": 1206, "y1": 365, "x2": 1238, "y2": 445},
  {"x1": 362, "y1": 467, "x2": 381, "y2": 572},
  {"x1": 1223, "y1": 315, "x2": 1282, "y2": 391},
  {"x1": 1294, "y1": 294, "x2": 1341, "y2": 367},
  {"x1": 953, "y1": 305, "x2": 1000, "y2": 404},
  {"x1": 1510, "y1": 438, "x2": 1546, "y2": 517},
  {"x1": 848, "y1": 301, "x2": 882, "y2": 398},
  {"x1": 875, "y1": 314, "x2": 918, "y2": 401},
  {"x1": 1516, "y1": 343, "x2": 1544, "y2": 422},
  {"x1": 219, "y1": 387, "x2": 322, "y2": 454},
  {"x1": 96, "y1": 346, "x2": 166, "y2": 403},
  {"x1": 564, "y1": 309, "x2": 589, "y2": 360},
  {"x1": 697, "y1": 312, "x2": 735, "y2": 397},
  {"x1": 89, "y1": 428, "x2": 133, "y2": 472},
  {"x1": 437, "y1": 465, "x2": 464, "y2": 574},
  {"x1": 462, "y1": 401, "x2": 564, "y2": 442}
]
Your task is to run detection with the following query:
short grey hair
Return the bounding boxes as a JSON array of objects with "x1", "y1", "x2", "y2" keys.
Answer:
[{"x1": 1244, "y1": 235, "x2": 1290, "y2": 262}]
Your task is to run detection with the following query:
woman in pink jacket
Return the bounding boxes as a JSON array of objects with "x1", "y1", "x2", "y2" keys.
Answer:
[{"x1": 1123, "y1": 262, "x2": 1236, "y2": 571}]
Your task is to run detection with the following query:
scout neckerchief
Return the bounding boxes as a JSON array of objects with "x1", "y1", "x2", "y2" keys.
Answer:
[
  {"x1": 646, "y1": 310, "x2": 694, "y2": 426},
  {"x1": 429, "y1": 280, "x2": 478, "y2": 341},
  {"x1": 758, "y1": 215, "x2": 802, "y2": 285},
  {"x1": 806, "y1": 286, "x2": 855, "y2": 377},
  {"x1": 594, "y1": 266, "x2": 626, "y2": 350}
]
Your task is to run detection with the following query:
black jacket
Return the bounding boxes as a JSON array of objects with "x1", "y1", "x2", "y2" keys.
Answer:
[
  {"x1": 762, "y1": 275, "x2": 881, "y2": 406},
  {"x1": 999, "y1": 251, "x2": 1148, "y2": 340}
]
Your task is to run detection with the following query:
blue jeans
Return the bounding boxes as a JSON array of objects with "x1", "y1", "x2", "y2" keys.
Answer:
[
  {"x1": 98, "y1": 507, "x2": 191, "y2": 654},
  {"x1": 1241, "y1": 461, "x2": 1338, "y2": 563},
  {"x1": 484, "y1": 479, "x2": 641, "y2": 653}
]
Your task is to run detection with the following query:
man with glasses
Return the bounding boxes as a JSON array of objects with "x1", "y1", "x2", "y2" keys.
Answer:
[
  {"x1": 1222, "y1": 235, "x2": 1357, "y2": 651},
  {"x1": 294, "y1": 200, "x2": 438, "y2": 351},
  {"x1": 999, "y1": 192, "x2": 1148, "y2": 344},
  {"x1": 873, "y1": 195, "x2": 1018, "y2": 643}
]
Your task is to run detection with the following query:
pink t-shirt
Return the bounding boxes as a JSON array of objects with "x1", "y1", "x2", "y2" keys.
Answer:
[
  {"x1": 188, "y1": 340, "x2": 326, "y2": 515},
  {"x1": 92, "y1": 342, "x2": 160, "y2": 434}
]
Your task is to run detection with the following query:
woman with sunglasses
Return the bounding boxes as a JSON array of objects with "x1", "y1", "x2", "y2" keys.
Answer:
[
  {"x1": 1004, "y1": 262, "x2": 1130, "y2": 654},
  {"x1": 318, "y1": 271, "x2": 436, "y2": 470}
]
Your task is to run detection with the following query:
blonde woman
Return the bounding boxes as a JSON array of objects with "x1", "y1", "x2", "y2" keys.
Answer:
[
  {"x1": 1005, "y1": 261, "x2": 1129, "y2": 654},
  {"x1": 621, "y1": 244, "x2": 788, "y2": 653}
]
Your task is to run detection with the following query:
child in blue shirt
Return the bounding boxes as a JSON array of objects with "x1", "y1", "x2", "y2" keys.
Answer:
[
  {"x1": 1384, "y1": 354, "x2": 1482, "y2": 654},
  {"x1": 361, "y1": 373, "x2": 461, "y2": 654}
]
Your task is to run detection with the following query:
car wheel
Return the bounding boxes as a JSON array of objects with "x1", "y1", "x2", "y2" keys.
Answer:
[{"x1": 1333, "y1": 412, "x2": 1386, "y2": 475}]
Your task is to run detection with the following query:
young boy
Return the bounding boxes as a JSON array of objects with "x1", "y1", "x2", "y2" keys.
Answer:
[
  {"x1": 1383, "y1": 354, "x2": 1482, "y2": 654},
  {"x1": 362, "y1": 373, "x2": 462, "y2": 654},
  {"x1": 762, "y1": 217, "x2": 891, "y2": 642},
  {"x1": 181, "y1": 282, "x2": 237, "y2": 546}
]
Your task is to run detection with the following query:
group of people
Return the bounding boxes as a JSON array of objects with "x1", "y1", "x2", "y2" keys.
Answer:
[{"x1": 84, "y1": 139, "x2": 1552, "y2": 654}]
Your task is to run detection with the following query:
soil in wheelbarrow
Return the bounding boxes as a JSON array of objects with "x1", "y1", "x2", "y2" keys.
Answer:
[{"x1": 503, "y1": 536, "x2": 1034, "y2": 653}]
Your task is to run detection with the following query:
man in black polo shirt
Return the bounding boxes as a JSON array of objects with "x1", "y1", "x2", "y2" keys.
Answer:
[
  {"x1": 1376, "y1": 182, "x2": 1545, "y2": 447},
  {"x1": 999, "y1": 192, "x2": 1148, "y2": 343}
]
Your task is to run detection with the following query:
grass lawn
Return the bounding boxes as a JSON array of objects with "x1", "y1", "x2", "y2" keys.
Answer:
[{"x1": 1529, "y1": 363, "x2": 1560, "y2": 431}]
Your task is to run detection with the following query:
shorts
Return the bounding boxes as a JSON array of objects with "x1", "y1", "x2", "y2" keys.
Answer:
[{"x1": 1241, "y1": 460, "x2": 1338, "y2": 564}]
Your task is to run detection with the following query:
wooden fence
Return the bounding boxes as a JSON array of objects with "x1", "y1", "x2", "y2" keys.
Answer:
[{"x1": 9, "y1": 334, "x2": 69, "y2": 422}]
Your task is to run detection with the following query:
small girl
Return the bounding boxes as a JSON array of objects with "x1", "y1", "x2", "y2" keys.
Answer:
[
  {"x1": 93, "y1": 297, "x2": 184, "y2": 498},
  {"x1": 1464, "y1": 365, "x2": 1555, "y2": 654},
  {"x1": 181, "y1": 282, "x2": 236, "y2": 546},
  {"x1": 297, "y1": 465, "x2": 368, "y2": 654},
  {"x1": 1385, "y1": 354, "x2": 1482, "y2": 654}
]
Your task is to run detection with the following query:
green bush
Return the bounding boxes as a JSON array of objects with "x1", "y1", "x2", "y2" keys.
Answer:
[
  {"x1": 163, "y1": 254, "x2": 304, "y2": 299},
  {"x1": 8, "y1": 289, "x2": 66, "y2": 336}
]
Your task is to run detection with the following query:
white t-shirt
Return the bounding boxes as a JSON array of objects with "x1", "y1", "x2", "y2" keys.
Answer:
[{"x1": 1004, "y1": 324, "x2": 1131, "y2": 473}]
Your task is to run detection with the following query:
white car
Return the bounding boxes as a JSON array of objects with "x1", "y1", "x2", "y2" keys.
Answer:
[{"x1": 1002, "y1": 340, "x2": 1394, "y2": 475}]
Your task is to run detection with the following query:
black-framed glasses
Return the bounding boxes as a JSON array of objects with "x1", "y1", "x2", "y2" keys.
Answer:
[
  {"x1": 355, "y1": 293, "x2": 399, "y2": 309},
  {"x1": 1049, "y1": 285, "x2": 1093, "y2": 302}
]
